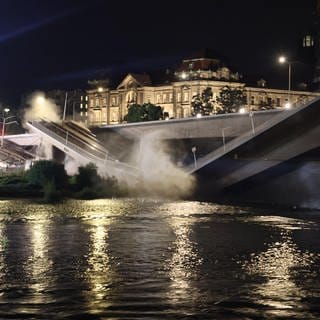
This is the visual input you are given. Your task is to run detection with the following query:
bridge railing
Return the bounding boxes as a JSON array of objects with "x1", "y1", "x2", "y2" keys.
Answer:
[
  {"x1": 28, "y1": 120, "x2": 140, "y2": 174},
  {"x1": 187, "y1": 97, "x2": 320, "y2": 173}
]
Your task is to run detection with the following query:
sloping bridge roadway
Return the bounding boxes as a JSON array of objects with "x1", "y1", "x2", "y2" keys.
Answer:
[{"x1": 27, "y1": 120, "x2": 140, "y2": 182}]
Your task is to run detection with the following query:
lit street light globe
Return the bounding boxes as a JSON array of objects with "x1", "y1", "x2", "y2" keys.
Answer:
[
  {"x1": 181, "y1": 72, "x2": 187, "y2": 80},
  {"x1": 36, "y1": 96, "x2": 45, "y2": 104},
  {"x1": 279, "y1": 56, "x2": 287, "y2": 64},
  {"x1": 4, "y1": 108, "x2": 10, "y2": 113},
  {"x1": 284, "y1": 102, "x2": 292, "y2": 109},
  {"x1": 239, "y1": 107, "x2": 246, "y2": 114}
]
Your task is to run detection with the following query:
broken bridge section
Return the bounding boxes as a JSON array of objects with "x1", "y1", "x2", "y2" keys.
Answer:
[{"x1": 26, "y1": 119, "x2": 140, "y2": 183}]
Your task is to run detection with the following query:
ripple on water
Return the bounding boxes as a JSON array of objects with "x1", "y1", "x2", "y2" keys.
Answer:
[{"x1": 0, "y1": 198, "x2": 319, "y2": 319}]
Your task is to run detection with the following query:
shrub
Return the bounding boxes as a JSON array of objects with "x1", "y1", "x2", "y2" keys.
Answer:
[
  {"x1": 26, "y1": 160, "x2": 68, "y2": 189},
  {"x1": 43, "y1": 180, "x2": 62, "y2": 203},
  {"x1": 75, "y1": 163, "x2": 101, "y2": 191}
]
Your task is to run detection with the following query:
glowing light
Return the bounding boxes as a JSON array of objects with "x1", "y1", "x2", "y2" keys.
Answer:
[
  {"x1": 3, "y1": 108, "x2": 10, "y2": 113},
  {"x1": 284, "y1": 102, "x2": 292, "y2": 109},
  {"x1": 36, "y1": 96, "x2": 45, "y2": 104},
  {"x1": 98, "y1": 87, "x2": 103, "y2": 92},
  {"x1": 181, "y1": 72, "x2": 187, "y2": 80},
  {"x1": 196, "y1": 113, "x2": 202, "y2": 118},
  {"x1": 279, "y1": 56, "x2": 286, "y2": 64},
  {"x1": 165, "y1": 116, "x2": 169, "y2": 121},
  {"x1": 239, "y1": 107, "x2": 246, "y2": 114}
]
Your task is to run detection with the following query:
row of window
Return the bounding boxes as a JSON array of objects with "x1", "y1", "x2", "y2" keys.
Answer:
[
  {"x1": 156, "y1": 92, "x2": 191, "y2": 103},
  {"x1": 88, "y1": 91, "x2": 312, "y2": 108}
]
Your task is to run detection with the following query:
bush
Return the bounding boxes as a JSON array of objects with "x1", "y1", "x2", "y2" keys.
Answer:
[
  {"x1": 75, "y1": 163, "x2": 101, "y2": 191},
  {"x1": 0, "y1": 175, "x2": 26, "y2": 186},
  {"x1": 43, "y1": 180, "x2": 62, "y2": 203},
  {"x1": 26, "y1": 160, "x2": 68, "y2": 189},
  {"x1": 76, "y1": 186, "x2": 100, "y2": 199}
]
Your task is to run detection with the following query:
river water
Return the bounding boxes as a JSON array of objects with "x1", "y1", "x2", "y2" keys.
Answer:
[{"x1": 0, "y1": 199, "x2": 319, "y2": 319}]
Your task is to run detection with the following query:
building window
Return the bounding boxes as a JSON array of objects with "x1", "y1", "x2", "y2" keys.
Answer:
[
  {"x1": 156, "y1": 94, "x2": 161, "y2": 103},
  {"x1": 103, "y1": 98, "x2": 107, "y2": 105},
  {"x1": 90, "y1": 99, "x2": 94, "y2": 107},
  {"x1": 111, "y1": 97, "x2": 116, "y2": 105},
  {"x1": 85, "y1": 104, "x2": 88, "y2": 109},
  {"x1": 80, "y1": 112, "x2": 83, "y2": 116},
  {"x1": 251, "y1": 96, "x2": 255, "y2": 105},
  {"x1": 183, "y1": 92, "x2": 189, "y2": 102},
  {"x1": 163, "y1": 93, "x2": 167, "y2": 103},
  {"x1": 303, "y1": 35, "x2": 314, "y2": 47},
  {"x1": 85, "y1": 96, "x2": 88, "y2": 101},
  {"x1": 276, "y1": 98, "x2": 280, "y2": 107},
  {"x1": 177, "y1": 92, "x2": 181, "y2": 102},
  {"x1": 85, "y1": 112, "x2": 88, "y2": 116},
  {"x1": 81, "y1": 96, "x2": 83, "y2": 101},
  {"x1": 169, "y1": 93, "x2": 173, "y2": 102},
  {"x1": 95, "y1": 98, "x2": 99, "y2": 106},
  {"x1": 80, "y1": 103, "x2": 83, "y2": 109},
  {"x1": 189, "y1": 62, "x2": 194, "y2": 69}
]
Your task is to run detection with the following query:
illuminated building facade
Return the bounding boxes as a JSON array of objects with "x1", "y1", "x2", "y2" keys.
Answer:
[{"x1": 87, "y1": 50, "x2": 320, "y2": 126}]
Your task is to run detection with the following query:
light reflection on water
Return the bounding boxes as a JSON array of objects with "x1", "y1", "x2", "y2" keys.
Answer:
[
  {"x1": 239, "y1": 215, "x2": 320, "y2": 319},
  {"x1": 0, "y1": 199, "x2": 318, "y2": 319},
  {"x1": 162, "y1": 202, "x2": 204, "y2": 308}
]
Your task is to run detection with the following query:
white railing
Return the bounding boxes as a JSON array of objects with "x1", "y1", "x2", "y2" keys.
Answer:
[
  {"x1": 27, "y1": 120, "x2": 140, "y2": 175},
  {"x1": 186, "y1": 97, "x2": 320, "y2": 173}
]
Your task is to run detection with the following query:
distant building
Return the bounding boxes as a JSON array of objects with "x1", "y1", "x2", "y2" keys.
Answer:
[
  {"x1": 86, "y1": 50, "x2": 320, "y2": 127},
  {"x1": 46, "y1": 89, "x2": 88, "y2": 125},
  {"x1": 313, "y1": 0, "x2": 320, "y2": 89}
]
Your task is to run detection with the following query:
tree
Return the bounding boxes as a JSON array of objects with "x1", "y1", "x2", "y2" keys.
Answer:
[
  {"x1": 216, "y1": 86, "x2": 246, "y2": 114},
  {"x1": 126, "y1": 104, "x2": 146, "y2": 122},
  {"x1": 144, "y1": 103, "x2": 163, "y2": 121},
  {"x1": 75, "y1": 163, "x2": 101, "y2": 190},
  {"x1": 126, "y1": 103, "x2": 163, "y2": 123},
  {"x1": 191, "y1": 87, "x2": 214, "y2": 116},
  {"x1": 26, "y1": 160, "x2": 68, "y2": 189}
]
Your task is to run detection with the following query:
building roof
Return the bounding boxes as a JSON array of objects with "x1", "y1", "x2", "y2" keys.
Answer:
[
  {"x1": 183, "y1": 48, "x2": 227, "y2": 62},
  {"x1": 129, "y1": 73, "x2": 152, "y2": 86},
  {"x1": 117, "y1": 73, "x2": 152, "y2": 89}
]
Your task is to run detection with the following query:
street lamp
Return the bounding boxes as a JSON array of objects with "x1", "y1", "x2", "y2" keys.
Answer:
[
  {"x1": 36, "y1": 96, "x2": 45, "y2": 104},
  {"x1": 278, "y1": 56, "x2": 292, "y2": 107},
  {"x1": 191, "y1": 146, "x2": 197, "y2": 168},
  {"x1": 249, "y1": 111, "x2": 255, "y2": 135},
  {"x1": 222, "y1": 127, "x2": 232, "y2": 152}
]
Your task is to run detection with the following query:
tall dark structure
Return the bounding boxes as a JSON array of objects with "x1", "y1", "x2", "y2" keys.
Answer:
[{"x1": 313, "y1": 0, "x2": 320, "y2": 90}]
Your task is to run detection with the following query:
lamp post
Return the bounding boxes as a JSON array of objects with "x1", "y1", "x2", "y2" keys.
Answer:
[
  {"x1": 1, "y1": 109, "x2": 16, "y2": 148},
  {"x1": 221, "y1": 127, "x2": 232, "y2": 152},
  {"x1": 191, "y1": 146, "x2": 197, "y2": 169},
  {"x1": 278, "y1": 56, "x2": 292, "y2": 108},
  {"x1": 249, "y1": 111, "x2": 255, "y2": 135}
]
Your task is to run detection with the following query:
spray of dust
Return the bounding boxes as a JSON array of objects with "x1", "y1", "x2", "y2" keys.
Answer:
[
  {"x1": 23, "y1": 91, "x2": 61, "y2": 125},
  {"x1": 23, "y1": 91, "x2": 62, "y2": 160},
  {"x1": 131, "y1": 130, "x2": 196, "y2": 199}
]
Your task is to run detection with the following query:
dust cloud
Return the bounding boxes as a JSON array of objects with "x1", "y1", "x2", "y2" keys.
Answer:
[
  {"x1": 23, "y1": 91, "x2": 61, "y2": 125},
  {"x1": 131, "y1": 130, "x2": 195, "y2": 199}
]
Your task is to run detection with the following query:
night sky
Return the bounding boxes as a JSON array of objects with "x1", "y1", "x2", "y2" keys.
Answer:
[{"x1": 0, "y1": 0, "x2": 316, "y2": 106}]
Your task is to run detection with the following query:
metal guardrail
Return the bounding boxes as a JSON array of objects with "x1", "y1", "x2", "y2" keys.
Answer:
[
  {"x1": 27, "y1": 120, "x2": 140, "y2": 174},
  {"x1": 187, "y1": 97, "x2": 320, "y2": 174}
]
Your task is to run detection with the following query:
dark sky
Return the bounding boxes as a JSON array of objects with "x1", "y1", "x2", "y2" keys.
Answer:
[{"x1": 0, "y1": 0, "x2": 316, "y2": 105}]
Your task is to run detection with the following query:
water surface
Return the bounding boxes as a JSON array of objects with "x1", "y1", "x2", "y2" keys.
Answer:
[{"x1": 0, "y1": 198, "x2": 319, "y2": 319}]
